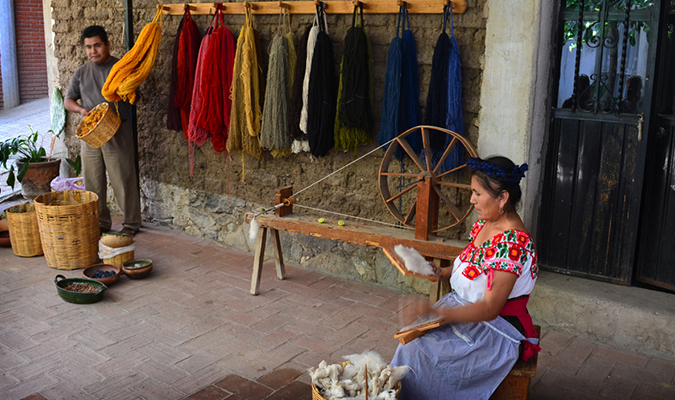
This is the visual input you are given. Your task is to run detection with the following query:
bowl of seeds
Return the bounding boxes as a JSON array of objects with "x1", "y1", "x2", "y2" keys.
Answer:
[{"x1": 54, "y1": 274, "x2": 107, "y2": 304}]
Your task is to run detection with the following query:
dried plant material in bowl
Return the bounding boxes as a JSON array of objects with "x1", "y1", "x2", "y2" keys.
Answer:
[
  {"x1": 54, "y1": 274, "x2": 107, "y2": 304},
  {"x1": 122, "y1": 259, "x2": 153, "y2": 279},
  {"x1": 82, "y1": 263, "x2": 121, "y2": 286}
]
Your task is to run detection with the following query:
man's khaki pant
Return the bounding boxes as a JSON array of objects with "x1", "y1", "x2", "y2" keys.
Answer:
[{"x1": 81, "y1": 120, "x2": 141, "y2": 231}]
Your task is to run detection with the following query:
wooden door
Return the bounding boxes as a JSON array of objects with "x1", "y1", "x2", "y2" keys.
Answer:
[
  {"x1": 635, "y1": 1, "x2": 675, "y2": 291},
  {"x1": 538, "y1": 0, "x2": 662, "y2": 284}
]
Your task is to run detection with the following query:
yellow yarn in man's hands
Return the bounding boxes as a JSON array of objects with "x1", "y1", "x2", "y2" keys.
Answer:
[{"x1": 102, "y1": 8, "x2": 162, "y2": 104}]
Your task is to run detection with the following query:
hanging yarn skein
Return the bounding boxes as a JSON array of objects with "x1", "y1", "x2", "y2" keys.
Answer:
[
  {"x1": 444, "y1": 4, "x2": 465, "y2": 171},
  {"x1": 187, "y1": 11, "x2": 216, "y2": 177},
  {"x1": 423, "y1": 9, "x2": 450, "y2": 153},
  {"x1": 306, "y1": 2, "x2": 336, "y2": 157},
  {"x1": 260, "y1": 8, "x2": 293, "y2": 157},
  {"x1": 334, "y1": 3, "x2": 373, "y2": 152},
  {"x1": 227, "y1": 6, "x2": 264, "y2": 180},
  {"x1": 102, "y1": 7, "x2": 162, "y2": 105},
  {"x1": 399, "y1": 5, "x2": 422, "y2": 154},
  {"x1": 195, "y1": 6, "x2": 235, "y2": 153},
  {"x1": 298, "y1": 11, "x2": 321, "y2": 137},
  {"x1": 288, "y1": 25, "x2": 311, "y2": 153},
  {"x1": 175, "y1": 7, "x2": 202, "y2": 138},
  {"x1": 167, "y1": 17, "x2": 184, "y2": 132},
  {"x1": 423, "y1": 5, "x2": 465, "y2": 172},
  {"x1": 377, "y1": 3, "x2": 421, "y2": 161}
]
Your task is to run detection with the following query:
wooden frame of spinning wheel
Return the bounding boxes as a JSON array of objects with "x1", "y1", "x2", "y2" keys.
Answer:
[{"x1": 246, "y1": 126, "x2": 477, "y2": 299}]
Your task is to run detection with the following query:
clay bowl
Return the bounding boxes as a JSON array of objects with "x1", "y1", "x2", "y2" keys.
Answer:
[
  {"x1": 82, "y1": 264, "x2": 122, "y2": 286},
  {"x1": 0, "y1": 231, "x2": 10, "y2": 247},
  {"x1": 122, "y1": 259, "x2": 153, "y2": 279},
  {"x1": 55, "y1": 275, "x2": 107, "y2": 304}
]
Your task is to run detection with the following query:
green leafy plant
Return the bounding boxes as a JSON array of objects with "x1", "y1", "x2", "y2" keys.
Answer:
[
  {"x1": 66, "y1": 154, "x2": 82, "y2": 176},
  {"x1": 0, "y1": 126, "x2": 57, "y2": 189}
]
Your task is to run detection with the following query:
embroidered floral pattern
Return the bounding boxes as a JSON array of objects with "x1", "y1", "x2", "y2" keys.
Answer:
[{"x1": 459, "y1": 220, "x2": 538, "y2": 280}]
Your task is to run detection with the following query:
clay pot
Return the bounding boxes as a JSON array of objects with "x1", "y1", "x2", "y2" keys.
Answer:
[{"x1": 16, "y1": 157, "x2": 61, "y2": 199}]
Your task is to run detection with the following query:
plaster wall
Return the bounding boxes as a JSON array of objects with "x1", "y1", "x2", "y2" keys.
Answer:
[{"x1": 476, "y1": 0, "x2": 542, "y2": 225}]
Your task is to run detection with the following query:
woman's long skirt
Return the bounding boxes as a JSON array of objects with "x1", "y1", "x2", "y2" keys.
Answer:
[{"x1": 392, "y1": 291, "x2": 528, "y2": 400}]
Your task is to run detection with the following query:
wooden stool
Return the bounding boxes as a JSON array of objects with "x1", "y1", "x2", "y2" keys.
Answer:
[{"x1": 490, "y1": 325, "x2": 541, "y2": 400}]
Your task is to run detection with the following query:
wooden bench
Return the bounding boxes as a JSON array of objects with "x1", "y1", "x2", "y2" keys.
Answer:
[{"x1": 490, "y1": 325, "x2": 541, "y2": 400}]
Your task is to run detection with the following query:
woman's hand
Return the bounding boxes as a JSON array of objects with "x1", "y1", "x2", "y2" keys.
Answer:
[
  {"x1": 398, "y1": 297, "x2": 434, "y2": 327},
  {"x1": 432, "y1": 263, "x2": 451, "y2": 282}
]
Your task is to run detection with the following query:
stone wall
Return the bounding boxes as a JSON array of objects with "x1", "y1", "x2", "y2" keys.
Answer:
[{"x1": 53, "y1": 0, "x2": 487, "y2": 293}]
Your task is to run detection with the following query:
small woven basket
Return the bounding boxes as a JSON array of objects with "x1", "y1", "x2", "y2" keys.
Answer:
[
  {"x1": 34, "y1": 190, "x2": 99, "y2": 270},
  {"x1": 103, "y1": 251, "x2": 135, "y2": 268},
  {"x1": 76, "y1": 102, "x2": 121, "y2": 148},
  {"x1": 6, "y1": 203, "x2": 43, "y2": 257}
]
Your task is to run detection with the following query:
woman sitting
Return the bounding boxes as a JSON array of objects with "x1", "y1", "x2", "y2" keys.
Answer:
[{"x1": 392, "y1": 156, "x2": 540, "y2": 400}]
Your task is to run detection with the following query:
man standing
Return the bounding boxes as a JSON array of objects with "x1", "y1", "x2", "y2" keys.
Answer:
[{"x1": 64, "y1": 25, "x2": 141, "y2": 235}]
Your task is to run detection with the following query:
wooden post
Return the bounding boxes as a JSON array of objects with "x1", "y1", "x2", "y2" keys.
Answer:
[
  {"x1": 250, "y1": 227, "x2": 268, "y2": 295},
  {"x1": 275, "y1": 186, "x2": 293, "y2": 217},
  {"x1": 270, "y1": 229, "x2": 286, "y2": 280},
  {"x1": 415, "y1": 175, "x2": 439, "y2": 240}
]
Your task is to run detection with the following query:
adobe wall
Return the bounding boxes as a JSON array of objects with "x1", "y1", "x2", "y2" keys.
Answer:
[{"x1": 52, "y1": 0, "x2": 487, "y2": 294}]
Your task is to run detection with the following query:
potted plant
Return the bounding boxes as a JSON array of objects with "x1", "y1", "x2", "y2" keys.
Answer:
[{"x1": 0, "y1": 126, "x2": 62, "y2": 199}]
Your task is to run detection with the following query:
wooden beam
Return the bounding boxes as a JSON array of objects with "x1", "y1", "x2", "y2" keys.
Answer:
[
  {"x1": 245, "y1": 212, "x2": 465, "y2": 261},
  {"x1": 159, "y1": 0, "x2": 467, "y2": 15}
]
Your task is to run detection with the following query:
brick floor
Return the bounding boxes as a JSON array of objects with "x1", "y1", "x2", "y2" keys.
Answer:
[{"x1": 0, "y1": 221, "x2": 673, "y2": 399}]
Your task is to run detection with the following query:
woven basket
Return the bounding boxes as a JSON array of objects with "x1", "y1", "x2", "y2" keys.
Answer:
[
  {"x1": 76, "y1": 102, "x2": 121, "y2": 148},
  {"x1": 310, "y1": 361, "x2": 401, "y2": 400},
  {"x1": 34, "y1": 190, "x2": 99, "y2": 270},
  {"x1": 103, "y1": 250, "x2": 135, "y2": 268},
  {"x1": 311, "y1": 382, "x2": 401, "y2": 400},
  {"x1": 6, "y1": 203, "x2": 43, "y2": 257}
]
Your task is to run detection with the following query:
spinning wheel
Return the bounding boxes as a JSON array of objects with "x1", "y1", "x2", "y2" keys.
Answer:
[{"x1": 379, "y1": 125, "x2": 478, "y2": 240}]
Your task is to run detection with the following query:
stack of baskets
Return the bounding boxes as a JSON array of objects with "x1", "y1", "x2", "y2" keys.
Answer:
[
  {"x1": 100, "y1": 233, "x2": 135, "y2": 268},
  {"x1": 76, "y1": 102, "x2": 121, "y2": 148},
  {"x1": 34, "y1": 190, "x2": 99, "y2": 270},
  {"x1": 6, "y1": 203, "x2": 43, "y2": 257}
]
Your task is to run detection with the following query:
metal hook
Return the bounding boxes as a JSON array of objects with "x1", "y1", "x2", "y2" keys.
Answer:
[
  {"x1": 244, "y1": 1, "x2": 256, "y2": 10},
  {"x1": 279, "y1": 1, "x2": 290, "y2": 11}
]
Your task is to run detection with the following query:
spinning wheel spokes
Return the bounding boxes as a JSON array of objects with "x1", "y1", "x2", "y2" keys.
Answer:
[{"x1": 379, "y1": 125, "x2": 478, "y2": 237}]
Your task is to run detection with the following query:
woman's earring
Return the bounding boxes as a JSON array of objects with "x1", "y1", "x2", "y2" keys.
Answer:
[{"x1": 499, "y1": 207, "x2": 504, "y2": 215}]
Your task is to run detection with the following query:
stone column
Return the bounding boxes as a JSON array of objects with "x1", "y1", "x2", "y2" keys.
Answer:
[
  {"x1": 0, "y1": 0, "x2": 20, "y2": 109},
  {"x1": 476, "y1": 0, "x2": 554, "y2": 232}
]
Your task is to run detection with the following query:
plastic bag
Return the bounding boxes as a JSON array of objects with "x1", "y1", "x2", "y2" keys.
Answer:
[
  {"x1": 98, "y1": 241, "x2": 136, "y2": 259},
  {"x1": 50, "y1": 176, "x2": 85, "y2": 191}
]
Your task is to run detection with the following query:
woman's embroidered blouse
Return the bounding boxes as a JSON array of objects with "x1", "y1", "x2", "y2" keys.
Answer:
[{"x1": 450, "y1": 220, "x2": 538, "y2": 303}]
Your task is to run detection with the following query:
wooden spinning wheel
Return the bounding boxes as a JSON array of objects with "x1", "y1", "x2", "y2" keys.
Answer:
[{"x1": 379, "y1": 125, "x2": 478, "y2": 240}]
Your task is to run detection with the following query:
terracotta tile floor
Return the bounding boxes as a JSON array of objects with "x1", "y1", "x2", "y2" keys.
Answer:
[{"x1": 0, "y1": 221, "x2": 674, "y2": 399}]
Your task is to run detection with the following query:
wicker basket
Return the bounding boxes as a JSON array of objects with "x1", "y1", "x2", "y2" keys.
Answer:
[
  {"x1": 76, "y1": 102, "x2": 121, "y2": 148},
  {"x1": 311, "y1": 382, "x2": 401, "y2": 400},
  {"x1": 6, "y1": 203, "x2": 43, "y2": 257},
  {"x1": 34, "y1": 190, "x2": 99, "y2": 270},
  {"x1": 310, "y1": 361, "x2": 401, "y2": 400},
  {"x1": 103, "y1": 250, "x2": 135, "y2": 268}
]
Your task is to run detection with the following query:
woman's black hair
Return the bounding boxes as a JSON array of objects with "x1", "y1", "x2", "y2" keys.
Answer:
[
  {"x1": 468, "y1": 156, "x2": 525, "y2": 210},
  {"x1": 81, "y1": 26, "x2": 109, "y2": 45}
]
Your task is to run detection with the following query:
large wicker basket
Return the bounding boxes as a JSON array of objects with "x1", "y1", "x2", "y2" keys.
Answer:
[
  {"x1": 76, "y1": 102, "x2": 121, "y2": 148},
  {"x1": 6, "y1": 203, "x2": 43, "y2": 257},
  {"x1": 34, "y1": 190, "x2": 99, "y2": 270}
]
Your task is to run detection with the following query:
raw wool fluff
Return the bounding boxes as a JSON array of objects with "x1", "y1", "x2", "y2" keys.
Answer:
[
  {"x1": 394, "y1": 245, "x2": 435, "y2": 276},
  {"x1": 309, "y1": 351, "x2": 411, "y2": 400},
  {"x1": 249, "y1": 217, "x2": 260, "y2": 244}
]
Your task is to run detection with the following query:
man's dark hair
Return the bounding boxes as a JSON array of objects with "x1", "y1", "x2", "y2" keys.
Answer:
[{"x1": 81, "y1": 26, "x2": 108, "y2": 45}]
